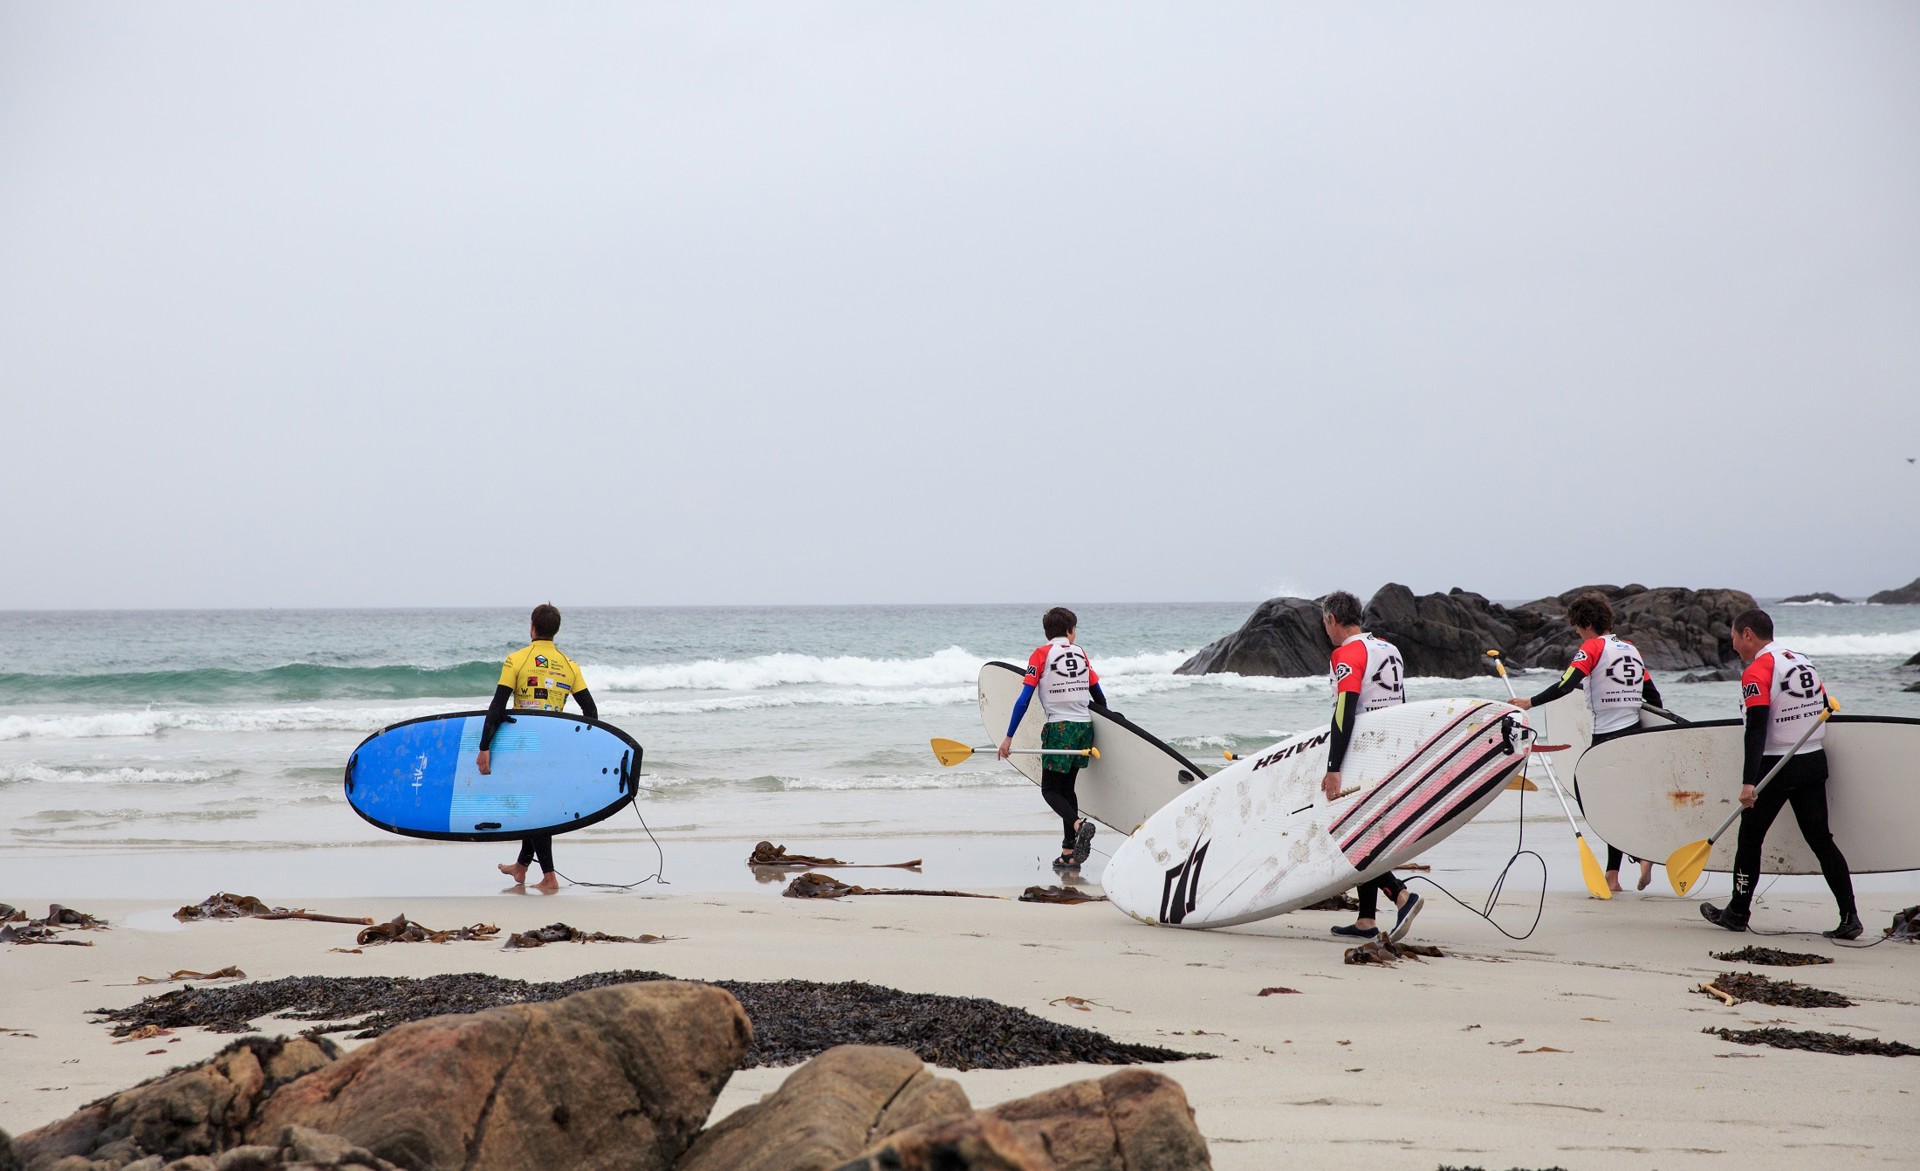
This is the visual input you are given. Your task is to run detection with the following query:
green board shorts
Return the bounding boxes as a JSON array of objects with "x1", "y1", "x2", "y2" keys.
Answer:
[{"x1": 1040, "y1": 720, "x2": 1094, "y2": 774}]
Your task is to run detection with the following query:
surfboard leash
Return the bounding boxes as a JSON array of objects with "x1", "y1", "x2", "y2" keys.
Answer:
[
  {"x1": 553, "y1": 794, "x2": 671, "y2": 890},
  {"x1": 1401, "y1": 770, "x2": 1548, "y2": 941}
]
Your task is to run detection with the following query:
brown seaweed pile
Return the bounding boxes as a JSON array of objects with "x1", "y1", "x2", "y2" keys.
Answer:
[
  {"x1": 1344, "y1": 939, "x2": 1445, "y2": 966},
  {"x1": 1703, "y1": 1027, "x2": 1919, "y2": 1057},
  {"x1": 747, "y1": 841, "x2": 921, "y2": 870},
  {"x1": 503, "y1": 923, "x2": 668, "y2": 948},
  {"x1": 0, "y1": 902, "x2": 109, "y2": 945},
  {"x1": 176, "y1": 893, "x2": 372, "y2": 926},
  {"x1": 355, "y1": 916, "x2": 500, "y2": 945},
  {"x1": 1017, "y1": 886, "x2": 1105, "y2": 905},
  {"x1": 1698, "y1": 971, "x2": 1854, "y2": 1009},
  {"x1": 1709, "y1": 945, "x2": 1832, "y2": 967},
  {"x1": 782, "y1": 872, "x2": 999, "y2": 900},
  {"x1": 94, "y1": 970, "x2": 1204, "y2": 1070}
]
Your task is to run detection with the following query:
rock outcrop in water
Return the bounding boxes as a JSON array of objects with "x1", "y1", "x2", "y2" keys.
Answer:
[
  {"x1": 1868, "y1": 576, "x2": 1920, "y2": 605},
  {"x1": 1779, "y1": 592, "x2": 1852, "y2": 605},
  {"x1": 1176, "y1": 583, "x2": 1756, "y2": 679}
]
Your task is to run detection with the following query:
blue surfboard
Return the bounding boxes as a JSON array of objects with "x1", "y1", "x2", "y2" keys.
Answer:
[{"x1": 344, "y1": 710, "x2": 641, "y2": 842}]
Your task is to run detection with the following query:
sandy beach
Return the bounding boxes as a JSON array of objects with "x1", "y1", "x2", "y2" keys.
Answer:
[{"x1": 4, "y1": 875, "x2": 1914, "y2": 1170}]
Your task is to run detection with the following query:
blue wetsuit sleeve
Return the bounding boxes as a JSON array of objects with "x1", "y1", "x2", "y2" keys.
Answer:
[
  {"x1": 479, "y1": 685, "x2": 513, "y2": 751},
  {"x1": 574, "y1": 689, "x2": 598, "y2": 721},
  {"x1": 1007, "y1": 684, "x2": 1036, "y2": 738}
]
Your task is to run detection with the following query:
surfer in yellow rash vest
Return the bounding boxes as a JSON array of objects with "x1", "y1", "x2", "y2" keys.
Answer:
[
  {"x1": 1507, "y1": 592, "x2": 1664, "y2": 892},
  {"x1": 1317, "y1": 591, "x2": 1424, "y2": 942},
  {"x1": 477, "y1": 603, "x2": 598, "y2": 892}
]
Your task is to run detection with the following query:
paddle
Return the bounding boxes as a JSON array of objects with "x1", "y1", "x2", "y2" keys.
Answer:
[
  {"x1": 1486, "y1": 651, "x2": 1613, "y2": 900},
  {"x1": 1643, "y1": 704, "x2": 1691, "y2": 725},
  {"x1": 930, "y1": 738, "x2": 1100, "y2": 767},
  {"x1": 1664, "y1": 699, "x2": 1835, "y2": 897}
]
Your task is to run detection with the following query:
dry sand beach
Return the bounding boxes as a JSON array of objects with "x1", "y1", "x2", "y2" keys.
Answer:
[{"x1": 4, "y1": 878, "x2": 1915, "y2": 1171}]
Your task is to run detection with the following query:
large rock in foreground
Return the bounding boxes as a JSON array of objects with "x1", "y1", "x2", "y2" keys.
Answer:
[
  {"x1": 678, "y1": 1044, "x2": 971, "y2": 1171},
  {"x1": 1177, "y1": 583, "x2": 1756, "y2": 679},
  {"x1": 252, "y1": 981, "x2": 749, "y2": 1171},
  {"x1": 846, "y1": 1067, "x2": 1211, "y2": 1171},
  {"x1": 12, "y1": 1035, "x2": 340, "y2": 1170}
]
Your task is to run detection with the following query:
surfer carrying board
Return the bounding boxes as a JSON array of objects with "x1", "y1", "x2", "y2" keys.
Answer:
[
  {"x1": 998, "y1": 607, "x2": 1110, "y2": 871},
  {"x1": 1699, "y1": 609, "x2": 1861, "y2": 939},
  {"x1": 1506, "y1": 592, "x2": 1664, "y2": 892},
  {"x1": 478, "y1": 603, "x2": 600, "y2": 891},
  {"x1": 1318, "y1": 591, "x2": 1423, "y2": 941}
]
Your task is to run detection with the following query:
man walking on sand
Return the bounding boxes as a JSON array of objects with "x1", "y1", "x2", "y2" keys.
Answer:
[
  {"x1": 1507, "y1": 591, "x2": 1665, "y2": 892},
  {"x1": 1700, "y1": 608, "x2": 1861, "y2": 939},
  {"x1": 999, "y1": 607, "x2": 1113, "y2": 872},
  {"x1": 477, "y1": 603, "x2": 599, "y2": 891},
  {"x1": 1319, "y1": 591, "x2": 1423, "y2": 942}
]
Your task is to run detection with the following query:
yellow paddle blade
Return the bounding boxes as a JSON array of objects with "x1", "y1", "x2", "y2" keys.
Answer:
[
  {"x1": 1088, "y1": 746, "x2": 1101, "y2": 760},
  {"x1": 1667, "y1": 839, "x2": 1712, "y2": 896},
  {"x1": 930, "y1": 738, "x2": 975, "y2": 767},
  {"x1": 1506, "y1": 776, "x2": 1539, "y2": 791},
  {"x1": 1577, "y1": 835, "x2": 1612, "y2": 900}
]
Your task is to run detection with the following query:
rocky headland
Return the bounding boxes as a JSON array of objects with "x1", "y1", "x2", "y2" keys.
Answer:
[
  {"x1": 1868, "y1": 576, "x2": 1920, "y2": 605},
  {"x1": 1176, "y1": 584, "x2": 1757, "y2": 679}
]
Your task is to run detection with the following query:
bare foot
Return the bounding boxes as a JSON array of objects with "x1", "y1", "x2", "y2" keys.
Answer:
[
  {"x1": 532, "y1": 870, "x2": 560, "y2": 892},
  {"x1": 498, "y1": 862, "x2": 528, "y2": 885},
  {"x1": 1637, "y1": 861, "x2": 1654, "y2": 891},
  {"x1": 1606, "y1": 872, "x2": 1624, "y2": 893}
]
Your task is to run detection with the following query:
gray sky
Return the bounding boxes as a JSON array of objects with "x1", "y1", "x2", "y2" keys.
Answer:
[{"x1": 4, "y1": 3, "x2": 1917, "y2": 609}]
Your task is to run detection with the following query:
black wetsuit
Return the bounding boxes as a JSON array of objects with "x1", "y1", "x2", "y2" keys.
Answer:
[
  {"x1": 479, "y1": 684, "x2": 598, "y2": 875},
  {"x1": 1726, "y1": 703, "x2": 1855, "y2": 921}
]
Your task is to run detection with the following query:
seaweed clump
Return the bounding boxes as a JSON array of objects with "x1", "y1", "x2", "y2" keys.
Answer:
[
  {"x1": 96, "y1": 970, "x2": 1204, "y2": 1070},
  {"x1": 1709, "y1": 945, "x2": 1832, "y2": 967},
  {"x1": 1704, "y1": 1027, "x2": 1919, "y2": 1057},
  {"x1": 1699, "y1": 972, "x2": 1853, "y2": 1009}
]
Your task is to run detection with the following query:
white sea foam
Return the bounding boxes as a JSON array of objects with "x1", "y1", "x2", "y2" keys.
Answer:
[
  {"x1": 773, "y1": 771, "x2": 1028, "y2": 792},
  {"x1": 585, "y1": 647, "x2": 1195, "y2": 693},
  {"x1": 0, "y1": 764, "x2": 234, "y2": 785},
  {"x1": 0, "y1": 704, "x2": 453, "y2": 742},
  {"x1": 1790, "y1": 630, "x2": 1920, "y2": 657}
]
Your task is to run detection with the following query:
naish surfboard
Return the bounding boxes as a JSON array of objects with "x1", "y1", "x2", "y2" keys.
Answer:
[
  {"x1": 345, "y1": 710, "x2": 641, "y2": 842},
  {"x1": 1103, "y1": 698, "x2": 1534, "y2": 929},
  {"x1": 978, "y1": 661, "x2": 1207, "y2": 835},
  {"x1": 1573, "y1": 716, "x2": 1920, "y2": 875}
]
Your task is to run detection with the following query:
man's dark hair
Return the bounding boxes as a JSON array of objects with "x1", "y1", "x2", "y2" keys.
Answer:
[
  {"x1": 1321, "y1": 591, "x2": 1364, "y2": 629},
  {"x1": 1566, "y1": 592, "x2": 1615, "y2": 634},
  {"x1": 1042, "y1": 607, "x2": 1078, "y2": 640},
  {"x1": 531, "y1": 603, "x2": 563, "y2": 641},
  {"x1": 1732, "y1": 608, "x2": 1774, "y2": 641}
]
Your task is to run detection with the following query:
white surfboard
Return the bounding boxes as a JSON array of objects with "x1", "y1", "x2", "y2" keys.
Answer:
[
  {"x1": 1532, "y1": 690, "x2": 1678, "y2": 760},
  {"x1": 1573, "y1": 716, "x2": 1920, "y2": 875},
  {"x1": 977, "y1": 661, "x2": 1207, "y2": 835},
  {"x1": 1103, "y1": 698, "x2": 1535, "y2": 929}
]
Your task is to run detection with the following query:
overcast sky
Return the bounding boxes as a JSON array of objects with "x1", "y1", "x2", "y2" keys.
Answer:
[{"x1": 4, "y1": 3, "x2": 1916, "y2": 610}]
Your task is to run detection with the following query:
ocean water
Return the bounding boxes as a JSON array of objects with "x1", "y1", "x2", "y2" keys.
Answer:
[{"x1": 3, "y1": 602, "x2": 1917, "y2": 901}]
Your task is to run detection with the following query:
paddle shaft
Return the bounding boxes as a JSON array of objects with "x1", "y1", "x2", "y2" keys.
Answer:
[
  {"x1": 1488, "y1": 655, "x2": 1586, "y2": 830},
  {"x1": 1701, "y1": 710, "x2": 1829, "y2": 844}
]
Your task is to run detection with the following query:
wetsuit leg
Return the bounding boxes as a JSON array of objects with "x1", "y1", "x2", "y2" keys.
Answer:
[
  {"x1": 1727, "y1": 767, "x2": 1794, "y2": 917},
  {"x1": 1589, "y1": 728, "x2": 1633, "y2": 874},
  {"x1": 518, "y1": 835, "x2": 555, "y2": 874},
  {"x1": 1041, "y1": 765, "x2": 1081, "y2": 850},
  {"x1": 1606, "y1": 845, "x2": 1625, "y2": 873},
  {"x1": 1357, "y1": 872, "x2": 1405, "y2": 920},
  {"x1": 1782, "y1": 759, "x2": 1856, "y2": 918}
]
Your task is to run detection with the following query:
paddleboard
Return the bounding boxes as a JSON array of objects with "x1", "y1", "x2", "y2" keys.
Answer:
[
  {"x1": 1531, "y1": 690, "x2": 1677, "y2": 762},
  {"x1": 1573, "y1": 716, "x2": 1920, "y2": 874},
  {"x1": 345, "y1": 710, "x2": 641, "y2": 842},
  {"x1": 1103, "y1": 698, "x2": 1534, "y2": 928},
  {"x1": 978, "y1": 661, "x2": 1208, "y2": 835}
]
